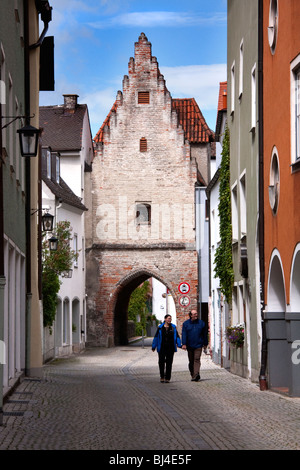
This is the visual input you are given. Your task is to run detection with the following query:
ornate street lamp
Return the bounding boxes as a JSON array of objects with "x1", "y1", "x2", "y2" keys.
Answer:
[
  {"x1": 17, "y1": 124, "x2": 40, "y2": 157},
  {"x1": 48, "y1": 235, "x2": 58, "y2": 252},
  {"x1": 42, "y1": 211, "x2": 54, "y2": 232}
]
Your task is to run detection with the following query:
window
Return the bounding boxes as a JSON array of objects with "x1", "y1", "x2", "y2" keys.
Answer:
[
  {"x1": 251, "y1": 64, "x2": 256, "y2": 131},
  {"x1": 136, "y1": 203, "x2": 151, "y2": 226},
  {"x1": 239, "y1": 40, "x2": 244, "y2": 98},
  {"x1": 290, "y1": 55, "x2": 300, "y2": 169},
  {"x1": 296, "y1": 70, "x2": 300, "y2": 161},
  {"x1": 73, "y1": 234, "x2": 78, "y2": 267},
  {"x1": 8, "y1": 74, "x2": 13, "y2": 167},
  {"x1": 269, "y1": 147, "x2": 280, "y2": 214},
  {"x1": 240, "y1": 172, "x2": 246, "y2": 235},
  {"x1": 140, "y1": 137, "x2": 147, "y2": 152},
  {"x1": 138, "y1": 91, "x2": 150, "y2": 104},
  {"x1": 268, "y1": 0, "x2": 278, "y2": 54},
  {"x1": 231, "y1": 61, "x2": 235, "y2": 115},
  {"x1": 1, "y1": 45, "x2": 6, "y2": 150},
  {"x1": 231, "y1": 183, "x2": 238, "y2": 242},
  {"x1": 55, "y1": 154, "x2": 60, "y2": 183},
  {"x1": 46, "y1": 149, "x2": 51, "y2": 178}
]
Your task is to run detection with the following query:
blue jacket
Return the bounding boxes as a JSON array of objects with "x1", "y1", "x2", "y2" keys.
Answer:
[
  {"x1": 182, "y1": 318, "x2": 208, "y2": 349},
  {"x1": 152, "y1": 323, "x2": 182, "y2": 353}
]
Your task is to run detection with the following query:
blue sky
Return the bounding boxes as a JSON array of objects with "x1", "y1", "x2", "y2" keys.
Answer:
[{"x1": 40, "y1": 0, "x2": 227, "y2": 138}]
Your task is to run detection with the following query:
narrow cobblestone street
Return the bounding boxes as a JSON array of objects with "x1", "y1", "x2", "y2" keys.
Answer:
[{"x1": 1, "y1": 339, "x2": 299, "y2": 452}]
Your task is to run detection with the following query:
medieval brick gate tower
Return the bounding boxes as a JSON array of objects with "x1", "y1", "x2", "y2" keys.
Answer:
[{"x1": 85, "y1": 33, "x2": 214, "y2": 347}]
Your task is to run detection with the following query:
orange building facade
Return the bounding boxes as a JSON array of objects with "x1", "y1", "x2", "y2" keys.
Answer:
[{"x1": 263, "y1": 0, "x2": 300, "y2": 396}]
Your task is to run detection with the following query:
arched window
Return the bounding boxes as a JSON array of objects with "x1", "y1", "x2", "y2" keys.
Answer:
[{"x1": 268, "y1": 0, "x2": 278, "y2": 54}]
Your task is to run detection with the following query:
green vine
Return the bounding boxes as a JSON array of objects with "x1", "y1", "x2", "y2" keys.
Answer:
[
  {"x1": 42, "y1": 221, "x2": 78, "y2": 329},
  {"x1": 214, "y1": 126, "x2": 234, "y2": 304},
  {"x1": 128, "y1": 281, "x2": 151, "y2": 336}
]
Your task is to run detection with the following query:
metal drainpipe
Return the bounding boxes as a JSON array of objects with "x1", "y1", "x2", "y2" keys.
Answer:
[
  {"x1": 258, "y1": 0, "x2": 267, "y2": 391},
  {"x1": 0, "y1": 90, "x2": 5, "y2": 426},
  {"x1": 24, "y1": 0, "x2": 35, "y2": 375}
]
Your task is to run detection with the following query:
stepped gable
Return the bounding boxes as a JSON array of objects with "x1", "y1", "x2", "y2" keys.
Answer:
[{"x1": 93, "y1": 33, "x2": 213, "y2": 147}]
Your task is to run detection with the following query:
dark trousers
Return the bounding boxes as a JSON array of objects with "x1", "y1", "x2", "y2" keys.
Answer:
[
  {"x1": 158, "y1": 348, "x2": 174, "y2": 380},
  {"x1": 187, "y1": 347, "x2": 202, "y2": 378}
]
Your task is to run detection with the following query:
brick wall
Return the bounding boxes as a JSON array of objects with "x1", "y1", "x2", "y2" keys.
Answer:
[{"x1": 86, "y1": 33, "x2": 203, "y2": 346}]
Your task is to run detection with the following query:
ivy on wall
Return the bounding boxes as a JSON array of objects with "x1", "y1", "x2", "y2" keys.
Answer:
[
  {"x1": 214, "y1": 126, "x2": 234, "y2": 304},
  {"x1": 42, "y1": 221, "x2": 78, "y2": 329}
]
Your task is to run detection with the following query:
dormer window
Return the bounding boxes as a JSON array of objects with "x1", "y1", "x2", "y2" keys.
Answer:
[
  {"x1": 47, "y1": 149, "x2": 51, "y2": 178},
  {"x1": 56, "y1": 154, "x2": 60, "y2": 183},
  {"x1": 140, "y1": 137, "x2": 147, "y2": 152},
  {"x1": 138, "y1": 91, "x2": 150, "y2": 104}
]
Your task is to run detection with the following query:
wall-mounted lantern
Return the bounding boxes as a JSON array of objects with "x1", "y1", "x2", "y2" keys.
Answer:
[
  {"x1": 48, "y1": 235, "x2": 58, "y2": 251},
  {"x1": 42, "y1": 211, "x2": 54, "y2": 232},
  {"x1": 17, "y1": 124, "x2": 40, "y2": 157}
]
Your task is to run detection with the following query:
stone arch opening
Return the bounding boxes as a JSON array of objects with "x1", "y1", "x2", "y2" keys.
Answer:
[
  {"x1": 290, "y1": 245, "x2": 300, "y2": 311},
  {"x1": 111, "y1": 269, "x2": 175, "y2": 346},
  {"x1": 267, "y1": 251, "x2": 286, "y2": 311}
]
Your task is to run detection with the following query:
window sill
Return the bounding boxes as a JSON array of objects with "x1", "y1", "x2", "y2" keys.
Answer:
[{"x1": 291, "y1": 159, "x2": 300, "y2": 174}]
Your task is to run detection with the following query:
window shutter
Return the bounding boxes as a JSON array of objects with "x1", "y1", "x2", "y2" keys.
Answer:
[
  {"x1": 140, "y1": 138, "x2": 147, "y2": 152},
  {"x1": 138, "y1": 91, "x2": 150, "y2": 104}
]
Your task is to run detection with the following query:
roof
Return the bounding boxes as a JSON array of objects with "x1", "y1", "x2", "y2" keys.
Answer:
[
  {"x1": 215, "y1": 81, "x2": 227, "y2": 140},
  {"x1": 93, "y1": 100, "x2": 118, "y2": 144},
  {"x1": 93, "y1": 97, "x2": 214, "y2": 145},
  {"x1": 172, "y1": 98, "x2": 214, "y2": 143},
  {"x1": 42, "y1": 174, "x2": 88, "y2": 212},
  {"x1": 40, "y1": 104, "x2": 88, "y2": 151}
]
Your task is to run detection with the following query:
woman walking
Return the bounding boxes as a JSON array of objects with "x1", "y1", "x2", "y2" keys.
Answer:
[{"x1": 152, "y1": 314, "x2": 182, "y2": 383}]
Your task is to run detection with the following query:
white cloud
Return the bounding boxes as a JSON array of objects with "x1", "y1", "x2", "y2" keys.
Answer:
[
  {"x1": 88, "y1": 11, "x2": 226, "y2": 29},
  {"x1": 82, "y1": 64, "x2": 227, "y2": 136},
  {"x1": 160, "y1": 64, "x2": 227, "y2": 110},
  {"x1": 81, "y1": 88, "x2": 119, "y2": 137}
]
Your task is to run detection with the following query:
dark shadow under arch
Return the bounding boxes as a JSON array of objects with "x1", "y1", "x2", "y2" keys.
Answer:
[{"x1": 113, "y1": 269, "x2": 174, "y2": 346}]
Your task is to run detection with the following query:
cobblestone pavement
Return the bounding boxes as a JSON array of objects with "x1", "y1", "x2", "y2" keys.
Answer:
[{"x1": 1, "y1": 339, "x2": 300, "y2": 451}]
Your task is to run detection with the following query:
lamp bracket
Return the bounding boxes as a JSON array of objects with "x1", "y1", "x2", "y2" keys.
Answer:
[{"x1": 1, "y1": 114, "x2": 35, "y2": 130}]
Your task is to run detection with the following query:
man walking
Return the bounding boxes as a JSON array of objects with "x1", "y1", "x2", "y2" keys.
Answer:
[{"x1": 182, "y1": 310, "x2": 208, "y2": 382}]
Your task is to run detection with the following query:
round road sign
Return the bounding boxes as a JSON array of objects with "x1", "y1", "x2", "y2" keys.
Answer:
[
  {"x1": 178, "y1": 282, "x2": 190, "y2": 294},
  {"x1": 179, "y1": 295, "x2": 191, "y2": 307}
]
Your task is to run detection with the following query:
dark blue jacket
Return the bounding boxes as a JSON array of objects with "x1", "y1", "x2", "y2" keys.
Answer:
[
  {"x1": 182, "y1": 318, "x2": 208, "y2": 349},
  {"x1": 152, "y1": 323, "x2": 182, "y2": 353}
]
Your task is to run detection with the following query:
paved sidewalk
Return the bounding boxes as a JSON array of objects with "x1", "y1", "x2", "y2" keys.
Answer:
[{"x1": 0, "y1": 341, "x2": 299, "y2": 450}]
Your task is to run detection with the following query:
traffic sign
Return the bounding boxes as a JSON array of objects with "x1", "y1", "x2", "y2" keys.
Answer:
[
  {"x1": 178, "y1": 282, "x2": 190, "y2": 294},
  {"x1": 179, "y1": 295, "x2": 190, "y2": 307}
]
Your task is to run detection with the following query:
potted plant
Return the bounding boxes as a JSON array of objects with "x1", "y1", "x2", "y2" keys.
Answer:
[{"x1": 226, "y1": 324, "x2": 245, "y2": 348}]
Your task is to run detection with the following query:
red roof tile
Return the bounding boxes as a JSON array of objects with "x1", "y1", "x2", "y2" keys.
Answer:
[
  {"x1": 172, "y1": 98, "x2": 214, "y2": 143},
  {"x1": 215, "y1": 81, "x2": 227, "y2": 140},
  {"x1": 93, "y1": 101, "x2": 119, "y2": 144},
  {"x1": 217, "y1": 81, "x2": 227, "y2": 113}
]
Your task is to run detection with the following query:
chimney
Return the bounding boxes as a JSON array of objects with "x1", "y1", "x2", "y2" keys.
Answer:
[{"x1": 63, "y1": 94, "x2": 79, "y2": 113}]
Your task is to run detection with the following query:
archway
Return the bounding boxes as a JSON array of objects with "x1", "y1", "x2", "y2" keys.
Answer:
[
  {"x1": 290, "y1": 245, "x2": 300, "y2": 311},
  {"x1": 267, "y1": 251, "x2": 286, "y2": 311},
  {"x1": 266, "y1": 251, "x2": 289, "y2": 391},
  {"x1": 112, "y1": 269, "x2": 175, "y2": 346}
]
